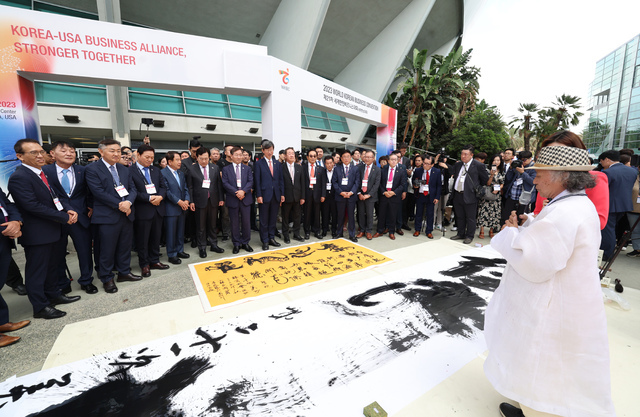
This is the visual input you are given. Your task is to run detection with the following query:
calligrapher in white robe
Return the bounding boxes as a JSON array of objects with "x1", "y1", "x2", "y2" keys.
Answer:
[{"x1": 485, "y1": 190, "x2": 615, "y2": 417}]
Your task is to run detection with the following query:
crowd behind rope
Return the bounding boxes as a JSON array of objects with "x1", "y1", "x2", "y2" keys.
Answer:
[{"x1": 0, "y1": 133, "x2": 638, "y2": 349}]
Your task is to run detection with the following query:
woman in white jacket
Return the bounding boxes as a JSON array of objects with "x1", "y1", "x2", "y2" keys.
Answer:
[{"x1": 485, "y1": 143, "x2": 615, "y2": 417}]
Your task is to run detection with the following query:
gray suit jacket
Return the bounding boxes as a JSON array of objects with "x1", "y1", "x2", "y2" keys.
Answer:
[{"x1": 358, "y1": 163, "x2": 381, "y2": 202}]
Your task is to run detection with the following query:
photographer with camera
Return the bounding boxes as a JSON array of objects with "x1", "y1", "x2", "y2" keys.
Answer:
[{"x1": 500, "y1": 150, "x2": 535, "y2": 227}]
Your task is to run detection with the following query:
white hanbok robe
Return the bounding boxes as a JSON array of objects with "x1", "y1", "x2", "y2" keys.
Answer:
[{"x1": 485, "y1": 190, "x2": 615, "y2": 417}]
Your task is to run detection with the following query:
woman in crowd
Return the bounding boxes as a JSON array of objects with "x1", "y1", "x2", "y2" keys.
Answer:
[
  {"x1": 157, "y1": 156, "x2": 168, "y2": 169},
  {"x1": 407, "y1": 154, "x2": 422, "y2": 223},
  {"x1": 485, "y1": 142, "x2": 615, "y2": 417},
  {"x1": 477, "y1": 154, "x2": 504, "y2": 238}
]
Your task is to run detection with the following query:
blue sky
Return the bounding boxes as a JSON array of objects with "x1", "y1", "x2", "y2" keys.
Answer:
[{"x1": 463, "y1": 0, "x2": 640, "y2": 132}]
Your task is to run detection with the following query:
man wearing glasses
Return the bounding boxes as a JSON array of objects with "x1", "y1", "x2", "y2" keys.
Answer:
[
  {"x1": 302, "y1": 150, "x2": 325, "y2": 239},
  {"x1": 8, "y1": 139, "x2": 80, "y2": 320}
]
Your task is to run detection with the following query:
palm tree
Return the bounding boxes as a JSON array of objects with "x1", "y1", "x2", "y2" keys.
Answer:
[
  {"x1": 509, "y1": 103, "x2": 539, "y2": 151},
  {"x1": 534, "y1": 94, "x2": 583, "y2": 146}
]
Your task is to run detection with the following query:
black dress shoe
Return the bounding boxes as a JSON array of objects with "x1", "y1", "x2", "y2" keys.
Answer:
[
  {"x1": 293, "y1": 235, "x2": 305, "y2": 242},
  {"x1": 284, "y1": 235, "x2": 290, "y2": 244},
  {"x1": 103, "y1": 279, "x2": 118, "y2": 293},
  {"x1": 242, "y1": 244, "x2": 253, "y2": 252},
  {"x1": 190, "y1": 240, "x2": 198, "y2": 248},
  {"x1": 274, "y1": 231, "x2": 282, "y2": 238},
  {"x1": 11, "y1": 284, "x2": 27, "y2": 296},
  {"x1": 314, "y1": 233, "x2": 322, "y2": 239},
  {"x1": 177, "y1": 252, "x2": 190, "y2": 259},
  {"x1": 222, "y1": 236, "x2": 229, "y2": 242},
  {"x1": 80, "y1": 284, "x2": 98, "y2": 294},
  {"x1": 168, "y1": 256, "x2": 182, "y2": 265},
  {"x1": 349, "y1": 236, "x2": 358, "y2": 243},
  {"x1": 34, "y1": 306, "x2": 66, "y2": 319},
  {"x1": 49, "y1": 294, "x2": 81, "y2": 305},
  {"x1": 304, "y1": 233, "x2": 310, "y2": 239},
  {"x1": 232, "y1": 246, "x2": 240, "y2": 254},
  {"x1": 268, "y1": 239, "x2": 281, "y2": 247},
  {"x1": 262, "y1": 242, "x2": 269, "y2": 250},
  {"x1": 61, "y1": 284, "x2": 72, "y2": 295},
  {"x1": 117, "y1": 272, "x2": 143, "y2": 282},
  {"x1": 184, "y1": 237, "x2": 192, "y2": 243},
  {"x1": 402, "y1": 224, "x2": 411, "y2": 231},
  {"x1": 199, "y1": 248, "x2": 207, "y2": 258},
  {"x1": 210, "y1": 244, "x2": 225, "y2": 253},
  {"x1": 332, "y1": 234, "x2": 338, "y2": 239},
  {"x1": 150, "y1": 262, "x2": 170, "y2": 270}
]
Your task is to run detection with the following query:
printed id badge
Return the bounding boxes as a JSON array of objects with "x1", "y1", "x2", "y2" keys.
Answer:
[
  {"x1": 202, "y1": 179, "x2": 211, "y2": 188},
  {"x1": 115, "y1": 185, "x2": 129, "y2": 197},
  {"x1": 53, "y1": 197, "x2": 64, "y2": 211},
  {"x1": 236, "y1": 179, "x2": 242, "y2": 188},
  {"x1": 145, "y1": 183, "x2": 157, "y2": 194},
  {"x1": 325, "y1": 182, "x2": 332, "y2": 190},
  {"x1": 341, "y1": 177, "x2": 348, "y2": 186},
  {"x1": 386, "y1": 180, "x2": 393, "y2": 189},
  {"x1": 361, "y1": 179, "x2": 368, "y2": 188}
]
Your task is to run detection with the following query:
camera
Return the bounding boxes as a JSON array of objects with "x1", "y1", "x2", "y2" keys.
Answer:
[{"x1": 511, "y1": 160, "x2": 523, "y2": 169}]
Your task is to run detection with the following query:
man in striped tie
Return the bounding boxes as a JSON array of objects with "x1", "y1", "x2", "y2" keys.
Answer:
[{"x1": 254, "y1": 140, "x2": 285, "y2": 251}]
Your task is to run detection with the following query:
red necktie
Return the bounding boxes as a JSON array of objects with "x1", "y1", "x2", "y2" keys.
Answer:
[
  {"x1": 387, "y1": 168, "x2": 394, "y2": 191},
  {"x1": 310, "y1": 165, "x2": 315, "y2": 188},
  {"x1": 40, "y1": 171, "x2": 50, "y2": 190},
  {"x1": 363, "y1": 165, "x2": 370, "y2": 192},
  {"x1": 269, "y1": 159, "x2": 273, "y2": 176},
  {"x1": 424, "y1": 170, "x2": 429, "y2": 196}
]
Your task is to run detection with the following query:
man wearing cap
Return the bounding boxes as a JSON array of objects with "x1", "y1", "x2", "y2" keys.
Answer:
[{"x1": 485, "y1": 140, "x2": 615, "y2": 417}]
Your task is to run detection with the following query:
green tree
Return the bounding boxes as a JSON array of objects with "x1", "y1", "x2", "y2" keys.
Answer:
[
  {"x1": 387, "y1": 47, "x2": 480, "y2": 151},
  {"x1": 508, "y1": 103, "x2": 539, "y2": 152},
  {"x1": 437, "y1": 99, "x2": 510, "y2": 158},
  {"x1": 534, "y1": 94, "x2": 583, "y2": 146}
]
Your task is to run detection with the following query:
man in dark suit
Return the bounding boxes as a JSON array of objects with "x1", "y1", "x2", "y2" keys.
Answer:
[
  {"x1": 315, "y1": 147, "x2": 325, "y2": 168},
  {"x1": 130, "y1": 144, "x2": 169, "y2": 277},
  {"x1": 222, "y1": 146, "x2": 254, "y2": 254},
  {"x1": 9, "y1": 139, "x2": 80, "y2": 319},
  {"x1": 356, "y1": 150, "x2": 380, "y2": 240},
  {"x1": 392, "y1": 149, "x2": 411, "y2": 232},
  {"x1": 302, "y1": 149, "x2": 326, "y2": 239},
  {"x1": 332, "y1": 150, "x2": 361, "y2": 242},
  {"x1": 85, "y1": 139, "x2": 142, "y2": 294},
  {"x1": 162, "y1": 151, "x2": 191, "y2": 265},
  {"x1": 281, "y1": 147, "x2": 305, "y2": 243},
  {"x1": 413, "y1": 155, "x2": 442, "y2": 239},
  {"x1": 599, "y1": 150, "x2": 639, "y2": 260},
  {"x1": 321, "y1": 156, "x2": 338, "y2": 238},
  {"x1": 254, "y1": 140, "x2": 285, "y2": 251},
  {"x1": 373, "y1": 153, "x2": 407, "y2": 240},
  {"x1": 450, "y1": 144, "x2": 489, "y2": 244},
  {"x1": 181, "y1": 138, "x2": 200, "y2": 248},
  {"x1": 187, "y1": 147, "x2": 225, "y2": 258},
  {"x1": 0, "y1": 186, "x2": 29, "y2": 347},
  {"x1": 43, "y1": 141, "x2": 97, "y2": 294}
]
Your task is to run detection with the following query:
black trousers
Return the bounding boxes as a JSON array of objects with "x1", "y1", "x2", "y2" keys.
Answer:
[
  {"x1": 135, "y1": 212, "x2": 163, "y2": 268},
  {"x1": 259, "y1": 196, "x2": 279, "y2": 243},
  {"x1": 377, "y1": 196, "x2": 400, "y2": 233},
  {"x1": 336, "y1": 198, "x2": 357, "y2": 238},
  {"x1": 321, "y1": 193, "x2": 337, "y2": 236},
  {"x1": 303, "y1": 195, "x2": 322, "y2": 235},
  {"x1": 24, "y1": 242, "x2": 60, "y2": 314},
  {"x1": 452, "y1": 191, "x2": 478, "y2": 239},
  {"x1": 282, "y1": 201, "x2": 302, "y2": 237},
  {"x1": 195, "y1": 202, "x2": 219, "y2": 249},
  {"x1": 97, "y1": 218, "x2": 133, "y2": 282}
]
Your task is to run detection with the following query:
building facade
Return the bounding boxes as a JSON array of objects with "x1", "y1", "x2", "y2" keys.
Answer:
[
  {"x1": 584, "y1": 34, "x2": 640, "y2": 154},
  {"x1": 0, "y1": 0, "x2": 481, "y2": 155}
]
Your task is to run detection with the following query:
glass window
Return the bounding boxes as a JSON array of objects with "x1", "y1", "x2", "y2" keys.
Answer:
[
  {"x1": 329, "y1": 119, "x2": 350, "y2": 132},
  {"x1": 184, "y1": 92, "x2": 227, "y2": 102},
  {"x1": 305, "y1": 116, "x2": 331, "y2": 130},
  {"x1": 35, "y1": 82, "x2": 107, "y2": 107},
  {"x1": 303, "y1": 107, "x2": 325, "y2": 117},
  {"x1": 129, "y1": 93, "x2": 184, "y2": 113},
  {"x1": 229, "y1": 105, "x2": 261, "y2": 121},
  {"x1": 228, "y1": 95, "x2": 261, "y2": 107},
  {"x1": 0, "y1": 0, "x2": 30, "y2": 9},
  {"x1": 34, "y1": 2, "x2": 98, "y2": 20},
  {"x1": 185, "y1": 100, "x2": 230, "y2": 118},
  {"x1": 129, "y1": 87, "x2": 182, "y2": 96}
]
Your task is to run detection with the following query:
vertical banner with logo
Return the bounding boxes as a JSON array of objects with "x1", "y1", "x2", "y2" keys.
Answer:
[{"x1": 376, "y1": 105, "x2": 397, "y2": 165}]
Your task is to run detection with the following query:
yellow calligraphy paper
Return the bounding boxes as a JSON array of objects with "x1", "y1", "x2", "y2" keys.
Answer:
[{"x1": 190, "y1": 239, "x2": 392, "y2": 312}]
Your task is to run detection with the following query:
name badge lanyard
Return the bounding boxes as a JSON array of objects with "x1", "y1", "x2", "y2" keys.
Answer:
[
  {"x1": 42, "y1": 173, "x2": 64, "y2": 211},
  {"x1": 111, "y1": 167, "x2": 129, "y2": 199},
  {"x1": 140, "y1": 167, "x2": 157, "y2": 194}
]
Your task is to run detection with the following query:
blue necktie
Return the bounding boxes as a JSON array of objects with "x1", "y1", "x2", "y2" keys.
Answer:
[
  {"x1": 174, "y1": 170, "x2": 180, "y2": 187},
  {"x1": 143, "y1": 167, "x2": 151, "y2": 183},
  {"x1": 61, "y1": 168, "x2": 71, "y2": 195},
  {"x1": 109, "y1": 165, "x2": 120, "y2": 185}
]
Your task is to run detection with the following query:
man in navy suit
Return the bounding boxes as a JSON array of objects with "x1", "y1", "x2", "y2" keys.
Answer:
[
  {"x1": 332, "y1": 150, "x2": 361, "y2": 242},
  {"x1": 162, "y1": 151, "x2": 191, "y2": 265},
  {"x1": 281, "y1": 147, "x2": 305, "y2": 243},
  {"x1": 413, "y1": 155, "x2": 442, "y2": 239},
  {"x1": 85, "y1": 139, "x2": 142, "y2": 294},
  {"x1": 599, "y1": 150, "x2": 639, "y2": 260},
  {"x1": 222, "y1": 146, "x2": 254, "y2": 254},
  {"x1": 43, "y1": 141, "x2": 97, "y2": 294},
  {"x1": 131, "y1": 144, "x2": 169, "y2": 277},
  {"x1": 321, "y1": 156, "x2": 338, "y2": 238},
  {"x1": 0, "y1": 186, "x2": 29, "y2": 347},
  {"x1": 187, "y1": 147, "x2": 225, "y2": 258},
  {"x1": 302, "y1": 150, "x2": 326, "y2": 240},
  {"x1": 8, "y1": 139, "x2": 80, "y2": 319},
  {"x1": 356, "y1": 150, "x2": 381, "y2": 240},
  {"x1": 374, "y1": 153, "x2": 407, "y2": 240},
  {"x1": 254, "y1": 140, "x2": 285, "y2": 251}
]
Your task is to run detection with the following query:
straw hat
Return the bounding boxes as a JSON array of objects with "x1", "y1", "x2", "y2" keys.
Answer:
[{"x1": 526, "y1": 146, "x2": 594, "y2": 171}]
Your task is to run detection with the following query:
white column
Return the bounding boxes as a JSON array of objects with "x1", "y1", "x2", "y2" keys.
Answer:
[
  {"x1": 97, "y1": 0, "x2": 130, "y2": 145},
  {"x1": 259, "y1": 0, "x2": 331, "y2": 70},
  {"x1": 333, "y1": 0, "x2": 436, "y2": 144}
]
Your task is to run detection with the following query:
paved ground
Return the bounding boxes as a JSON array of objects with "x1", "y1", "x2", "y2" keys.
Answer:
[{"x1": 1, "y1": 226, "x2": 638, "y2": 383}]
